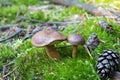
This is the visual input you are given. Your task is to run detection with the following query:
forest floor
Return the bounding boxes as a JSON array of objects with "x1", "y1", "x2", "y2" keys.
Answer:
[{"x1": 0, "y1": 0, "x2": 120, "y2": 80}]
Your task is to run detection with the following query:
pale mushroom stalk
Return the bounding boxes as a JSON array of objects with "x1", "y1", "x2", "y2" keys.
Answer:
[
  {"x1": 84, "y1": 45, "x2": 93, "y2": 59},
  {"x1": 45, "y1": 45, "x2": 61, "y2": 59},
  {"x1": 72, "y1": 45, "x2": 78, "y2": 58}
]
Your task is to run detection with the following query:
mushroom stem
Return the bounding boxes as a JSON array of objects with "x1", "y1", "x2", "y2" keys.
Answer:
[
  {"x1": 84, "y1": 45, "x2": 93, "y2": 59},
  {"x1": 45, "y1": 45, "x2": 61, "y2": 59},
  {"x1": 72, "y1": 45, "x2": 78, "y2": 58}
]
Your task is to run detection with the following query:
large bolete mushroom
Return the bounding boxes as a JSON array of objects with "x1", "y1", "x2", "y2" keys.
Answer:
[
  {"x1": 68, "y1": 34, "x2": 93, "y2": 58},
  {"x1": 31, "y1": 30, "x2": 67, "y2": 59}
]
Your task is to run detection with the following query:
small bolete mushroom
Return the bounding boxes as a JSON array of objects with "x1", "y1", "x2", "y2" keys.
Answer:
[
  {"x1": 68, "y1": 34, "x2": 93, "y2": 58},
  {"x1": 31, "y1": 30, "x2": 67, "y2": 59}
]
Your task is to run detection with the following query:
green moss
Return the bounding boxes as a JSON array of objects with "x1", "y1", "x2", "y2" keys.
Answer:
[
  {"x1": 45, "y1": 6, "x2": 86, "y2": 21},
  {"x1": 29, "y1": 10, "x2": 45, "y2": 21},
  {"x1": 0, "y1": 44, "x2": 17, "y2": 66},
  {"x1": 10, "y1": 0, "x2": 42, "y2": 6}
]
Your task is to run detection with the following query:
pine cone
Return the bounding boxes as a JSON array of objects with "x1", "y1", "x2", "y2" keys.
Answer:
[
  {"x1": 96, "y1": 50, "x2": 120, "y2": 79},
  {"x1": 86, "y1": 33, "x2": 101, "y2": 51},
  {"x1": 98, "y1": 20, "x2": 113, "y2": 33}
]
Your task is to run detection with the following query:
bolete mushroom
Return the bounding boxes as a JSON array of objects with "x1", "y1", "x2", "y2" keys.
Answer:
[
  {"x1": 31, "y1": 30, "x2": 67, "y2": 59},
  {"x1": 67, "y1": 34, "x2": 93, "y2": 58}
]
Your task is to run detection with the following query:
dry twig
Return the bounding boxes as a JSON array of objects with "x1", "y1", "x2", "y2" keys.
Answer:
[{"x1": 3, "y1": 67, "x2": 17, "y2": 78}]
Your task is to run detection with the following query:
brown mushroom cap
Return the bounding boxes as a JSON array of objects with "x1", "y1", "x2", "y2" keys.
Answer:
[
  {"x1": 32, "y1": 30, "x2": 67, "y2": 47},
  {"x1": 68, "y1": 34, "x2": 85, "y2": 45}
]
